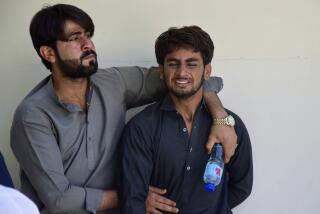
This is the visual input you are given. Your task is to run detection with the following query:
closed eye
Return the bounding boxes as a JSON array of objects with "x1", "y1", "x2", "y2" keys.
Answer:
[
  {"x1": 168, "y1": 63, "x2": 179, "y2": 67},
  {"x1": 187, "y1": 63, "x2": 198, "y2": 68},
  {"x1": 67, "y1": 33, "x2": 81, "y2": 42}
]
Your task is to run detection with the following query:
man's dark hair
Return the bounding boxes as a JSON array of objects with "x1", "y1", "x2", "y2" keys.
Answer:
[
  {"x1": 29, "y1": 4, "x2": 94, "y2": 70},
  {"x1": 155, "y1": 26, "x2": 214, "y2": 65}
]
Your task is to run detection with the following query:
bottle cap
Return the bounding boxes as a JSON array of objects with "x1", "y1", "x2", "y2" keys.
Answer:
[{"x1": 204, "y1": 183, "x2": 215, "y2": 192}]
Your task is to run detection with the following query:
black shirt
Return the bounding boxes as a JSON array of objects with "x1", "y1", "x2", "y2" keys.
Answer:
[
  {"x1": 121, "y1": 95, "x2": 253, "y2": 214},
  {"x1": 0, "y1": 152, "x2": 14, "y2": 188}
]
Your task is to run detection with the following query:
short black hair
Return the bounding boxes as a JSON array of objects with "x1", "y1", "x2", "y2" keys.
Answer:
[
  {"x1": 155, "y1": 26, "x2": 214, "y2": 65},
  {"x1": 29, "y1": 4, "x2": 94, "y2": 70}
]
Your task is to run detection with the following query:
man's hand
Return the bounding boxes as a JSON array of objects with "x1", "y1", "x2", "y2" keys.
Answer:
[
  {"x1": 203, "y1": 91, "x2": 238, "y2": 163},
  {"x1": 206, "y1": 125, "x2": 237, "y2": 163},
  {"x1": 97, "y1": 190, "x2": 118, "y2": 211},
  {"x1": 146, "y1": 186, "x2": 179, "y2": 214}
]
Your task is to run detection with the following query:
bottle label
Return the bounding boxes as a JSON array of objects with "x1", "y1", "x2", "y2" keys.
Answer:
[{"x1": 206, "y1": 163, "x2": 223, "y2": 180}]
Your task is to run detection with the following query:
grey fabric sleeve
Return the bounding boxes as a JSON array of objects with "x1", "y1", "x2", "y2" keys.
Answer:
[
  {"x1": 10, "y1": 108, "x2": 103, "y2": 213},
  {"x1": 114, "y1": 66, "x2": 223, "y2": 108},
  {"x1": 86, "y1": 187, "x2": 103, "y2": 212},
  {"x1": 114, "y1": 66, "x2": 165, "y2": 109},
  {"x1": 203, "y1": 76, "x2": 223, "y2": 93}
]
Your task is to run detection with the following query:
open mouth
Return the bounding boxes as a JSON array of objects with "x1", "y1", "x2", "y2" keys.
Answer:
[
  {"x1": 175, "y1": 78, "x2": 191, "y2": 86},
  {"x1": 176, "y1": 79, "x2": 189, "y2": 84}
]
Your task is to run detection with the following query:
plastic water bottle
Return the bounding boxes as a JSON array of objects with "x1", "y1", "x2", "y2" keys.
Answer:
[{"x1": 203, "y1": 143, "x2": 224, "y2": 192}]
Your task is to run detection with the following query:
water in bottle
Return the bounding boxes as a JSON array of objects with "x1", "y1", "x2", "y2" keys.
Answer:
[{"x1": 203, "y1": 143, "x2": 224, "y2": 192}]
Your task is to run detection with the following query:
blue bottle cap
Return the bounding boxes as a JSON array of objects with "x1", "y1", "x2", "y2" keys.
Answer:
[{"x1": 205, "y1": 183, "x2": 215, "y2": 192}]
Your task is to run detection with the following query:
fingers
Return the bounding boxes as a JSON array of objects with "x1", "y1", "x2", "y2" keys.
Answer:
[
  {"x1": 147, "y1": 208, "x2": 163, "y2": 214},
  {"x1": 147, "y1": 200, "x2": 178, "y2": 213},
  {"x1": 206, "y1": 125, "x2": 238, "y2": 163},
  {"x1": 153, "y1": 201, "x2": 179, "y2": 213},
  {"x1": 154, "y1": 194, "x2": 176, "y2": 207},
  {"x1": 206, "y1": 137, "x2": 217, "y2": 154},
  {"x1": 206, "y1": 126, "x2": 220, "y2": 154},
  {"x1": 148, "y1": 185, "x2": 176, "y2": 207},
  {"x1": 223, "y1": 130, "x2": 237, "y2": 163},
  {"x1": 147, "y1": 191, "x2": 176, "y2": 207},
  {"x1": 147, "y1": 187, "x2": 178, "y2": 213},
  {"x1": 149, "y1": 186, "x2": 166, "y2": 194}
]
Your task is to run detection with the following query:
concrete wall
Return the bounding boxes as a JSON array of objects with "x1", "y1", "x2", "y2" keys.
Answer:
[{"x1": 0, "y1": 0, "x2": 319, "y2": 213}]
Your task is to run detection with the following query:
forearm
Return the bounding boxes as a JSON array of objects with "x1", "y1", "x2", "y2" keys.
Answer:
[
  {"x1": 203, "y1": 76, "x2": 227, "y2": 118},
  {"x1": 10, "y1": 118, "x2": 104, "y2": 213},
  {"x1": 119, "y1": 67, "x2": 224, "y2": 109},
  {"x1": 97, "y1": 190, "x2": 118, "y2": 211},
  {"x1": 42, "y1": 186, "x2": 97, "y2": 212},
  {"x1": 203, "y1": 91, "x2": 228, "y2": 118},
  {"x1": 115, "y1": 66, "x2": 166, "y2": 108},
  {"x1": 18, "y1": 161, "x2": 104, "y2": 213},
  {"x1": 203, "y1": 83, "x2": 238, "y2": 162}
]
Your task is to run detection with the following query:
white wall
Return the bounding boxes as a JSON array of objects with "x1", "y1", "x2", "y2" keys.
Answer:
[{"x1": 1, "y1": 0, "x2": 319, "y2": 213}]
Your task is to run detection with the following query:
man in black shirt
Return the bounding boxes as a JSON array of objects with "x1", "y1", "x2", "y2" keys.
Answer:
[{"x1": 121, "y1": 26, "x2": 253, "y2": 214}]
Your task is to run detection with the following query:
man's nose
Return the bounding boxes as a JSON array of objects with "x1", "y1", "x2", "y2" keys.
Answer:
[
  {"x1": 81, "y1": 37, "x2": 94, "y2": 51},
  {"x1": 176, "y1": 64, "x2": 188, "y2": 76}
]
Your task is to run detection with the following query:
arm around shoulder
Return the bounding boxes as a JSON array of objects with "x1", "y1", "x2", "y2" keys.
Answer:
[
  {"x1": 203, "y1": 76, "x2": 238, "y2": 162},
  {"x1": 114, "y1": 66, "x2": 166, "y2": 108}
]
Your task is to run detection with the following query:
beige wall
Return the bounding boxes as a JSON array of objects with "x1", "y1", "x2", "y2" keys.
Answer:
[{"x1": 1, "y1": 0, "x2": 319, "y2": 213}]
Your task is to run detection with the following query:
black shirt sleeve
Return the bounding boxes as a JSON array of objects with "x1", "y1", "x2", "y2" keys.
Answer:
[
  {"x1": 0, "y1": 152, "x2": 14, "y2": 188},
  {"x1": 226, "y1": 111, "x2": 253, "y2": 209},
  {"x1": 120, "y1": 119, "x2": 153, "y2": 214}
]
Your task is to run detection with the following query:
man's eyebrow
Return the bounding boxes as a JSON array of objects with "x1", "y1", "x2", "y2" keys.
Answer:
[
  {"x1": 166, "y1": 57, "x2": 200, "y2": 62},
  {"x1": 65, "y1": 31, "x2": 82, "y2": 38},
  {"x1": 186, "y1": 58, "x2": 200, "y2": 62},
  {"x1": 166, "y1": 58, "x2": 180, "y2": 62}
]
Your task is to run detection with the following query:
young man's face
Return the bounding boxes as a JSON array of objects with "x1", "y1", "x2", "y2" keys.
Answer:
[
  {"x1": 160, "y1": 48, "x2": 212, "y2": 99},
  {"x1": 54, "y1": 20, "x2": 98, "y2": 78}
]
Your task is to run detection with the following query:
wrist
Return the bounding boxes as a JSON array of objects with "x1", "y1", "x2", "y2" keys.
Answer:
[
  {"x1": 98, "y1": 190, "x2": 118, "y2": 211},
  {"x1": 212, "y1": 109, "x2": 228, "y2": 119},
  {"x1": 213, "y1": 115, "x2": 236, "y2": 127}
]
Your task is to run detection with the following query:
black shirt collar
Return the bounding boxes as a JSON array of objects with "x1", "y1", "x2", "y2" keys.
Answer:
[{"x1": 160, "y1": 94, "x2": 209, "y2": 113}]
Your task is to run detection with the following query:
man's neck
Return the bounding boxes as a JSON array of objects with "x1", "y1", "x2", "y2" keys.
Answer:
[
  {"x1": 52, "y1": 72, "x2": 89, "y2": 110},
  {"x1": 170, "y1": 89, "x2": 203, "y2": 135}
]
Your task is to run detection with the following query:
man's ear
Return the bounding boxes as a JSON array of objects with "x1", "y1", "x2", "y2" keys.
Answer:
[
  {"x1": 159, "y1": 65, "x2": 164, "y2": 80},
  {"x1": 204, "y1": 64, "x2": 212, "y2": 80},
  {"x1": 39, "y1": 46, "x2": 56, "y2": 63}
]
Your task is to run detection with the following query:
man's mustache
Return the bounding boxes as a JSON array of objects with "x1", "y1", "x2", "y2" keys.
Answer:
[{"x1": 80, "y1": 50, "x2": 97, "y2": 60}]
